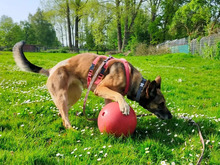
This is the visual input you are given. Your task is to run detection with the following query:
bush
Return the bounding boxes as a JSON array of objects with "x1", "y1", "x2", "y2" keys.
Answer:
[
  {"x1": 46, "y1": 47, "x2": 69, "y2": 53},
  {"x1": 134, "y1": 43, "x2": 170, "y2": 56},
  {"x1": 216, "y1": 42, "x2": 220, "y2": 60}
]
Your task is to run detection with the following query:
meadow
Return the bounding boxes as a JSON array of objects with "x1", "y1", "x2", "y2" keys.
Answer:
[{"x1": 0, "y1": 51, "x2": 219, "y2": 164}]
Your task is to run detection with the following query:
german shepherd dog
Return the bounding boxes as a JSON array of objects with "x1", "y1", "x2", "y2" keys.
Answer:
[{"x1": 13, "y1": 41, "x2": 172, "y2": 129}]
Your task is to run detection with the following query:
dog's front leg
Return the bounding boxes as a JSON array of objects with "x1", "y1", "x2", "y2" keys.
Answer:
[{"x1": 94, "y1": 86, "x2": 130, "y2": 115}]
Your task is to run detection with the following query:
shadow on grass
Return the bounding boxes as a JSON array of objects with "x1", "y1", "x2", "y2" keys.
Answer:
[{"x1": 133, "y1": 116, "x2": 218, "y2": 147}]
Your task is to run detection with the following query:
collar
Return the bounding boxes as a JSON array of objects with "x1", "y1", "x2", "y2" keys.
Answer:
[{"x1": 135, "y1": 77, "x2": 147, "y2": 102}]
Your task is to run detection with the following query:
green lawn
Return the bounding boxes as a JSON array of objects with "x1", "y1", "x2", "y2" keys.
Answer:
[{"x1": 0, "y1": 51, "x2": 219, "y2": 164}]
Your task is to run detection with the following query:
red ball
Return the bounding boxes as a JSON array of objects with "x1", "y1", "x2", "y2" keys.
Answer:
[{"x1": 98, "y1": 102, "x2": 137, "y2": 137}]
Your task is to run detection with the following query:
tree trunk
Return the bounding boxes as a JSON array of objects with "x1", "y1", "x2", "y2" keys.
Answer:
[
  {"x1": 121, "y1": 0, "x2": 129, "y2": 51},
  {"x1": 75, "y1": 15, "x2": 80, "y2": 53},
  {"x1": 66, "y1": 0, "x2": 72, "y2": 50},
  {"x1": 122, "y1": 0, "x2": 143, "y2": 51},
  {"x1": 116, "y1": 0, "x2": 122, "y2": 52}
]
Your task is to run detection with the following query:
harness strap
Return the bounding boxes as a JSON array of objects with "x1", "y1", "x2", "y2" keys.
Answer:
[
  {"x1": 135, "y1": 77, "x2": 147, "y2": 102},
  {"x1": 120, "y1": 59, "x2": 130, "y2": 95},
  {"x1": 87, "y1": 55, "x2": 107, "y2": 88},
  {"x1": 87, "y1": 56, "x2": 130, "y2": 95},
  {"x1": 83, "y1": 59, "x2": 107, "y2": 121},
  {"x1": 94, "y1": 56, "x2": 114, "y2": 85}
]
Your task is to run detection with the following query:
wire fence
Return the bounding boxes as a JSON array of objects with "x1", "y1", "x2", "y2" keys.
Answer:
[{"x1": 157, "y1": 33, "x2": 220, "y2": 58}]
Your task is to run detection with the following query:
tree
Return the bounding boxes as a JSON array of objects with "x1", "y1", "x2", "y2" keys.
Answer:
[
  {"x1": 28, "y1": 8, "x2": 59, "y2": 47},
  {"x1": 170, "y1": 0, "x2": 211, "y2": 39},
  {"x1": 0, "y1": 15, "x2": 23, "y2": 49},
  {"x1": 121, "y1": 0, "x2": 145, "y2": 51},
  {"x1": 70, "y1": 0, "x2": 88, "y2": 52},
  {"x1": 20, "y1": 21, "x2": 36, "y2": 44}
]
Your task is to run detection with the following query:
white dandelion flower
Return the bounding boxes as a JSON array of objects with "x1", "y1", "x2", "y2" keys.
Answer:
[
  {"x1": 56, "y1": 153, "x2": 63, "y2": 157},
  {"x1": 161, "y1": 161, "x2": 166, "y2": 165}
]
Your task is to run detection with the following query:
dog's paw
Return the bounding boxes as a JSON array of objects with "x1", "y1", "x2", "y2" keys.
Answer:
[{"x1": 119, "y1": 102, "x2": 130, "y2": 115}]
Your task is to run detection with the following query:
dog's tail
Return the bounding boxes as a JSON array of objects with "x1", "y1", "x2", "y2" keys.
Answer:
[{"x1": 13, "y1": 41, "x2": 49, "y2": 76}]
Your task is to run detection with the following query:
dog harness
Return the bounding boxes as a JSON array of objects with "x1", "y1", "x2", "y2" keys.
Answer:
[{"x1": 87, "y1": 55, "x2": 130, "y2": 95}]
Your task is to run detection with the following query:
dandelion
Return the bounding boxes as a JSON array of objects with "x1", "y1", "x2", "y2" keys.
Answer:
[
  {"x1": 145, "y1": 151, "x2": 150, "y2": 153},
  {"x1": 56, "y1": 153, "x2": 63, "y2": 157},
  {"x1": 99, "y1": 150, "x2": 103, "y2": 154},
  {"x1": 94, "y1": 154, "x2": 97, "y2": 157},
  {"x1": 77, "y1": 140, "x2": 81, "y2": 143},
  {"x1": 87, "y1": 152, "x2": 90, "y2": 155},
  {"x1": 108, "y1": 145, "x2": 112, "y2": 148},
  {"x1": 189, "y1": 163, "x2": 193, "y2": 165},
  {"x1": 79, "y1": 154, "x2": 82, "y2": 157},
  {"x1": 171, "y1": 162, "x2": 175, "y2": 165},
  {"x1": 84, "y1": 148, "x2": 88, "y2": 150},
  {"x1": 104, "y1": 153, "x2": 107, "y2": 157},
  {"x1": 192, "y1": 129, "x2": 195, "y2": 133},
  {"x1": 20, "y1": 124, "x2": 24, "y2": 127},
  {"x1": 103, "y1": 145, "x2": 106, "y2": 148},
  {"x1": 0, "y1": 135, "x2": 2, "y2": 137},
  {"x1": 97, "y1": 158, "x2": 101, "y2": 161},
  {"x1": 178, "y1": 79, "x2": 182, "y2": 82},
  {"x1": 174, "y1": 134, "x2": 178, "y2": 137},
  {"x1": 161, "y1": 161, "x2": 166, "y2": 165}
]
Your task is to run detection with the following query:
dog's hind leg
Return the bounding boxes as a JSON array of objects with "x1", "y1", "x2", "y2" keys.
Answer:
[{"x1": 46, "y1": 67, "x2": 82, "y2": 129}]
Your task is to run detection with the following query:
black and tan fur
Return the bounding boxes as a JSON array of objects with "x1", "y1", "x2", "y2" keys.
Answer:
[{"x1": 13, "y1": 41, "x2": 172, "y2": 129}]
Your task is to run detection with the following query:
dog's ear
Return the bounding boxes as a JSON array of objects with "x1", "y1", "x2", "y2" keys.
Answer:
[
  {"x1": 155, "y1": 76, "x2": 161, "y2": 89},
  {"x1": 146, "y1": 80, "x2": 157, "y2": 98}
]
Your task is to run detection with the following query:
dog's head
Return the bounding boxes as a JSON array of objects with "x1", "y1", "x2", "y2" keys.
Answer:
[{"x1": 139, "y1": 76, "x2": 172, "y2": 120}]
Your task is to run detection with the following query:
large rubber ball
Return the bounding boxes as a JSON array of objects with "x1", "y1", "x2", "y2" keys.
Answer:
[{"x1": 98, "y1": 102, "x2": 137, "y2": 137}]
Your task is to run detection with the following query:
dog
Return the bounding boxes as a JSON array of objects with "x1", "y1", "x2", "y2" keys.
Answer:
[{"x1": 13, "y1": 41, "x2": 172, "y2": 129}]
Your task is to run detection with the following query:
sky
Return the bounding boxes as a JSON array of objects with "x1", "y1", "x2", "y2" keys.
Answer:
[{"x1": 0, "y1": 0, "x2": 42, "y2": 23}]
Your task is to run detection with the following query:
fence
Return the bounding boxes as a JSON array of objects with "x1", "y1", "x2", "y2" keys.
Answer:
[
  {"x1": 157, "y1": 33, "x2": 220, "y2": 57},
  {"x1": 157, "y1": 38, "x2": 189, "y2": 53},
  {"x1": 191, "y1": 34, "x2": 220, "y2": 56}
]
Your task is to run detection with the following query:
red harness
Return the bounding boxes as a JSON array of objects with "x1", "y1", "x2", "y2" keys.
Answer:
[{"x1": 87, "y1": 56, "x2": 130, "y2": 95}]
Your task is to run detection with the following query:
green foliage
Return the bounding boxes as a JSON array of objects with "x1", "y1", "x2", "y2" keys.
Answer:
[
  {"x1": 170, "y1": 0, "x2": 211, "y2": 39},
  {"x1": 0, "y1": 52, "x2": 219, "y2": 164},
  {"x1": 216, "y1": 42, "x2": 220, "y2": 60},
  {"x1": 0, "y1": 9, "x2": 60, "y2": 50},
  {"x1": 0, "y1": 0, "x2": 219, "y2": 51},
  {"x1": 0, "y1": 15, "x2": 24, "y2": 48},
  {"x1": 28, "y1": 8, "x2": 60, "y2": 47},
  {"x1": 202, "y1": 43, "x2": 215, "y2": 59}
]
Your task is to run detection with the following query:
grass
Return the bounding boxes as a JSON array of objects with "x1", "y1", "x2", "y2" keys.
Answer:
[{"x1": 0, "y1": 51, "x2": 219, "y2": 164}]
